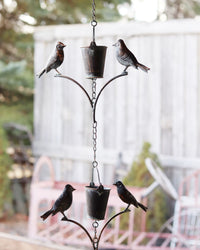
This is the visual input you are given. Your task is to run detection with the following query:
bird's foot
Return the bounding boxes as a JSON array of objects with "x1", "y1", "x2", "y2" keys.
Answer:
[
  {"x1": 61, "y1": 216, "x2": 68, "y2": 221},
  {"x1": 122, "y1": 70, "x2": 128, "y2": 75},
  {"x1": 54, "y1": 73, "x2": 62, "y2": 77},
  {"x1": 124, "y1": 208, "x2": 131, "y2": 212},
  {"x1": 124, "y1": 204, "x2": 131, "y2": 212}
]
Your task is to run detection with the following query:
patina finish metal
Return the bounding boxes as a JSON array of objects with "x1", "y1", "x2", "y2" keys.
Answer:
[
  {"x1": 81, "y1": 41, "x2": 107, "y2": 79},
  {"x1": 48, "y1": 0, "x2": 131, "y2": 249},
  {"x1": 85, "y1": 185, "x2": 110, "y2": 220}
]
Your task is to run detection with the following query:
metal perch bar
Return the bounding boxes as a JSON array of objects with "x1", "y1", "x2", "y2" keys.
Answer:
[
  {"x1": 55, "y1": 74, "x2": 93, "y2": 107},
  {"x1": 61, "y1": 209, "x2": 130, "y2": 250},
  {"x1": 97, "y1": 209, "x2": 130, "y2": 247},
  {"x1": 55, "y1": 72, "x2": 128, "y2": 123},
  {"x1": 61, "y1": 216, "x2": 93, "y2": 244}
]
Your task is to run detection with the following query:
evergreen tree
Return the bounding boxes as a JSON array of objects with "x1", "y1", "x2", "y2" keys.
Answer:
[
  {"x1": 123, "y1": 142, "x2": 167, "y2": 231},
  {"x1": 164, "y1": 0, "x2": 200, "y2": 19}
]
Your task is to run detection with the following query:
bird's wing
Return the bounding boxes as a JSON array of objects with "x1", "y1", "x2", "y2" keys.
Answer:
[
  {"x1": 46, "y1": 52, "x2": 58, "y2": 72},
  {"x1": 124, "y1": 189, "x2": 139, "y2": 207},
  {"x1": 54, "y1": 192, "x2": 67, "y2": 206},
  {"x1": 118, "y1": 48, "x2": 138, "y2": 67},
  {"x1": 129, "y1": 50, "x2": 139, "y2": 65}
]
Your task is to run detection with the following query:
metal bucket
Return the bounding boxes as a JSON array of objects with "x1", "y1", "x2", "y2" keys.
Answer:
[
  {"x1": 81, "y1": 42, "x2": 107, "y2": 79},
  {"x1": 85, "y1": 185, "x2": 110, "y2": 220}
]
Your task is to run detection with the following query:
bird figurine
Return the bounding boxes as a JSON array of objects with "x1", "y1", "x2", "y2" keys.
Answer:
[
  {"x1": 40, "y1": 184, "x2": 75, "y2": 221},
  {"x1": 114, "y1": 181, "x2": 148, "y2": 212},
  {"x1": 37, "y1": 41, "x2": 66, "y2": 78},
  {"x1": 113, "y1": 39, "x2": 150, "y2": 73}
]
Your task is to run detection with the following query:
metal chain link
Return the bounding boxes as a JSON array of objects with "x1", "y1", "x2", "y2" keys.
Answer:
[
  {"x1": 92, "y1": 78, "x2": 97, "y2": 106},
  {"x1": 93, "y1": 121, "x2": 97, "y2": 164},
  {"x1": 92, "y1": 221, "x2": 99, "y2": 249},
  {"x1": 91, "y1": 79, "x2": 101, "y2": 185},
  {"x1": 92, "y1": 0, "x2": 96, "y2": 23},
  {"x1": 92, "y1": 79, "x2": 97, "y2": 168},
  {"x1": 91, "y1": 0, "x2": 97, "y2": 42}
]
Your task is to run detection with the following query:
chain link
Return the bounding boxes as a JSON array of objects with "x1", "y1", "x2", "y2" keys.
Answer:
[
  {"x1": 91, "y1": 0, "x2": 97, "y2": 42},
  {"x1": 92, "y1": 221, "x2": 99, "y2": 249},
  {"x1": 92, "y1": 79, "x2": 97, "y2": 168},
  {"x1": 91, "y1": 79, "x2": 101, "y2": 185},
  {"x1": 92, "y1": 78, "x2": 97, "y2": 106},
  {"x1": 92, "y1": 0, "x2": 96, "y2": 24},
  {"x1": 93, "y1": 122, "x2": 97, "y2": 164}
]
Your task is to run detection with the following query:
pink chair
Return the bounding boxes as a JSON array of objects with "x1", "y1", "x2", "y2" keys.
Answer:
[{"x1": 172, "y1": 168, "x2": 200, "y2": 248}]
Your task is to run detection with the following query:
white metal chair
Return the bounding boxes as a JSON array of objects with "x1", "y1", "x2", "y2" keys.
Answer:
[
  {"x1": 160, "y1": 208, "x2": 200, "y2": 249},
  {"x1": 145, "y1": 158, "x2": 200, "y2": 249}
]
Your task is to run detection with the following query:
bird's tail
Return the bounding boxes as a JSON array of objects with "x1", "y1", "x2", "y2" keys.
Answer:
[
  {"x1": 37, "y1": 69, "x2": 46, "y2": 78},
  {"x1": 137, "y1": 63, "x2": 150, "y2": 73},
  {"x1": 138, "y1": 202, "x2": 148, "y2": 212},
  {"x1": 40, "y1": 209, "x2": 53, "y2": 221}
]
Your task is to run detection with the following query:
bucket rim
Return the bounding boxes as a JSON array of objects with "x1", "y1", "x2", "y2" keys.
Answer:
[
  {"x1": 85, "y1": 185, "x2": 111, "y2": 191},
  {"x1": 80, "y1": 45, "x2": 107, "y2": 49}
]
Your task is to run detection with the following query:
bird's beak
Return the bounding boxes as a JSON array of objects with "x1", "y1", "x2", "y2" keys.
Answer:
[
  {"x1": 72, "y1": 187, "x2": 76, "y2": 191},
  {"x1": 63, "y1": 44, "x2": 66, "y2": 48},
  {"x1": 112, "y1": 43, "x2": 117, "y2": 47},
  {"x1": 113, "y1": 182, "x2": 117, "y2": 186}
]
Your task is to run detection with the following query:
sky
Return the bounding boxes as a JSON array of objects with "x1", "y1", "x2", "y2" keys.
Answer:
[{"x1": 119, "y1": 0, "x2": 166, "y2": 22}]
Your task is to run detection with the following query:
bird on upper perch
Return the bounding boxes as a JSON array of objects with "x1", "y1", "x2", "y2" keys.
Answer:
[
  {"x1": 40, "y1": 184, "x2": 75, "y2": 221},
  {"x1": 37, "y1": 41, "x2": 66, "y2": 78},
  {"x1": 113, "y1": 39, "x2": 150, "y2": 73},
  {"x1": 113, "y1": 181, "x2": 148, "y2": 212}
]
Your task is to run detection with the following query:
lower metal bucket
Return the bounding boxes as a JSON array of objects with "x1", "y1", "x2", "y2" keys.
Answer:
[
  {"x1": 85, "y1": 185, "x2": 110, "y2": 220},
  {"x1": 81, "y1": 42, "x2": 107, "y2": 79}
]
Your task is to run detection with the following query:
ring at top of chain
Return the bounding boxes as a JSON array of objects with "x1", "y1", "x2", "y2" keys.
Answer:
[
  {"x1": 92, "y1": 161, "x2": 98, "y2": 168},
  {"x1": 93, "y1": 221, "x2": 99, "y2": 228},
  {"x1": 91, "y1": 20, "x2": 97, "y2": 27}
]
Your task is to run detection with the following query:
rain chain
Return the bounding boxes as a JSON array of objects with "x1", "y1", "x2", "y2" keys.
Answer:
[
  {"x1": 54, "y1": 0, "x2": 130, "y2": 249},
  {"x1": 91, "y1": 78, "x2": 101, "y2": 186}
]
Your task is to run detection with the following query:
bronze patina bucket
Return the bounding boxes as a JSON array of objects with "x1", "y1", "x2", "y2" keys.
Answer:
[
  {"x1": 81, "y1": 42, "x2": 107, "y2": 79},
  {"x1": 85, "y1": 185, "x2": 110, "y2": 220}
]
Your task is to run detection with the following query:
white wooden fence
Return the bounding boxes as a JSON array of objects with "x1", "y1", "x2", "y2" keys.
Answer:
[{"x1": 33, "y1": 19, "x2": 200, "y2": 188}]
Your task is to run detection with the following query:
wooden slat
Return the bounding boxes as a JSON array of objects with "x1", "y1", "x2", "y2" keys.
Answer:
[
  {"x1": 131, "y1": 232, "x2": 147, "y2": 246},
  {"x1": 184, "y1": 35, "x2": 198, "y2": 157},
  {"x1": 115, "y1": 231, "x2": 129, "y2": 245}
]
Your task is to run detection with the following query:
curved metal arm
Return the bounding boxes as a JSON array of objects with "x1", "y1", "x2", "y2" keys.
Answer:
[
  {"x1": 61, "y1": 216, "x2": 93, "y2": 244},
  {"x1": 97, "y1": 209, "x2": 130, "y2": 246},
  {"x1": 61, "y1": 209, "x2": 130, "y2": 250},
  {"x1": 93, "y1": 71, "x2": 128, "y2": 122},
  {"x1": 55, "y1": 74, "x2": 93, "y2": 107}
]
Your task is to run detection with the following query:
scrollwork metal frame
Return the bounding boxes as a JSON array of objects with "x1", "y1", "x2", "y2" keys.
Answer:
[
  {"x1": 55, "y1": 71, "x2": 128, "y2": 123},
  {"x1": 61, "y1": 208, "x2": 130, "y2": 250},
  {"x1": 55, "y1": 71, "x2": 129, "y2": 249}
]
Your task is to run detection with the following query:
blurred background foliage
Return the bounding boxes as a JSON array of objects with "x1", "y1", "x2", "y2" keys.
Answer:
[
  {"x1": 123, "y1": 142, "x2": 167, "y2": 231},
  {"x1": 1, "y1": 0, "x2": 200, "y2": 216},
  {"x1": 165, "y1": 0, "x2": 200, "y2": 19}
]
